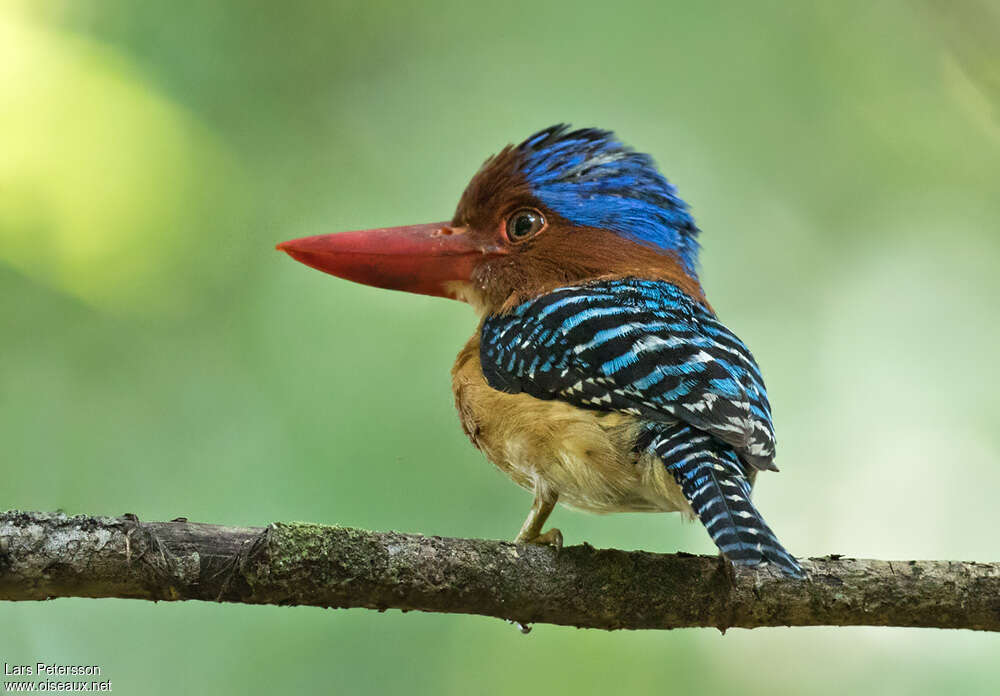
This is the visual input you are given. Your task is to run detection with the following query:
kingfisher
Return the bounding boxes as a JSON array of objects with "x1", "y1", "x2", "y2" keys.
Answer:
[{"x1": 277, "y1": 125, "x2": 804, "y2": 577}]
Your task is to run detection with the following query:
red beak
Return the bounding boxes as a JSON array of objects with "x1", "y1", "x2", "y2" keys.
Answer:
[{"x1": 276, "y1": 222, "x2": 497, "y2": 300}]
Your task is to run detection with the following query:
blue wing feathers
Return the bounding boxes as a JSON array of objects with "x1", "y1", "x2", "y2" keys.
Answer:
[
  {"x1": 481, "y1": 278, "x2": 776, "y2": 469},
  {"x1": 481, "y1": 278, "x2": 802, "y2": 577}
]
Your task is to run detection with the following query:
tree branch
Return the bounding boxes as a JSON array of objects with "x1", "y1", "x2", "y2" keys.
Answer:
[{"x1": 1, "y1": 510, "x2": 997, "y2": 631}]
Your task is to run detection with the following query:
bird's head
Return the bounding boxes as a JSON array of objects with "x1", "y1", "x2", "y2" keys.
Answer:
[{"x1": 278, "y1": 125, "x2": 704, "y2": 314}]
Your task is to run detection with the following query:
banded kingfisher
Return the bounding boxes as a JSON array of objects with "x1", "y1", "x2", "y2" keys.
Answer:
[{"x1": 277, "y1": 125, "x2": 804, "y2": 577}]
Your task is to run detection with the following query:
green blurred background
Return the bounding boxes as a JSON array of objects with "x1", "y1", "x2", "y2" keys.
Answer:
[{"x1": 2, "y1": 0, "x2": 999, "y2": 693}]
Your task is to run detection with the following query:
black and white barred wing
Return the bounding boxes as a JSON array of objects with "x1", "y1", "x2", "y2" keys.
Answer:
[{"x1": 480, "y1": 279, "x2": 777, "y2": 470}]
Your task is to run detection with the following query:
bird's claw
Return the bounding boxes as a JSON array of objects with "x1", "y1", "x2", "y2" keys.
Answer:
[{"x1": 517, "y1": 528, "x2": 563, "y2": 554}]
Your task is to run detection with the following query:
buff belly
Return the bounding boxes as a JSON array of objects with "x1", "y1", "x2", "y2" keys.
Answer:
[{"x1": 452, "y1": 336, "x2": 692, "y2": 516}]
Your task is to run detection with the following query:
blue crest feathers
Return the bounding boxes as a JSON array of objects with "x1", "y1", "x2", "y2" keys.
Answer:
[{"x1": 517, "y1": 125, "x2": 701, "y2": 277}]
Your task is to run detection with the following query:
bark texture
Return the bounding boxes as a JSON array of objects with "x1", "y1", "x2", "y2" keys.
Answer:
[{"x1": 1, "y1": 510, "x2": 998, "y2": 631}]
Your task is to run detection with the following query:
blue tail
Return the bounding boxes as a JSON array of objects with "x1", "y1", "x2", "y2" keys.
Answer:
[{"x1": 642, "y1": 422, "x2": 804, "y2": 578}]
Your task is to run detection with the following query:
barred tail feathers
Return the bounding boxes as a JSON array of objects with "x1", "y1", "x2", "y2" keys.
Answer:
[{"x1": 645, "y1": 422, "x2": 804, "y2": 578}]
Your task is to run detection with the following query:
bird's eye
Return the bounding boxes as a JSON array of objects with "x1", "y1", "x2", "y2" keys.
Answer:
[{"x1": 505, "y1": 209, "x2": 546, "y2": 243}]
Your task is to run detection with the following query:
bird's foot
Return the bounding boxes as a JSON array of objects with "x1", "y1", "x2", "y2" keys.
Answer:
[{"x1": 516, "y1": 527, "x2": 563, "y2": 553}]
